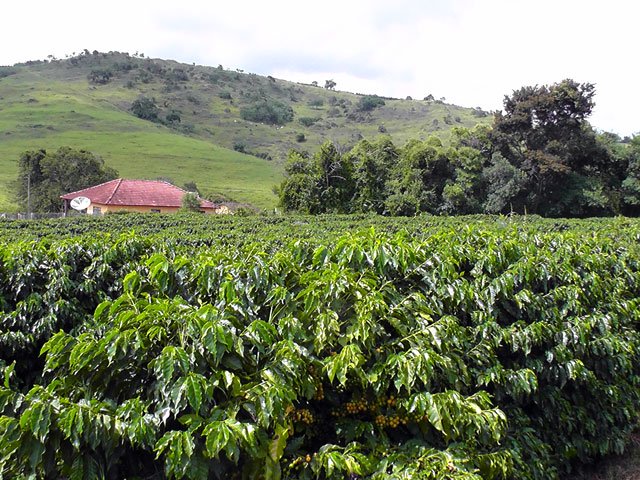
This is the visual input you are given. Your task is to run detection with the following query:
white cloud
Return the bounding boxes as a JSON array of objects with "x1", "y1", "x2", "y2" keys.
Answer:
[{"x1": 1, "y1": 0, "x2": 638, "y2": 135}]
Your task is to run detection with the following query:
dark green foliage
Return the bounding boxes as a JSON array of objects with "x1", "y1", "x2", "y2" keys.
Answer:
[
  {"x1": 1, "y1": 217, "x2": 640, "y2": 479},
  {"x1": 357, "y1": 95, "x2": 385, "y2": 112},
  {"x1": 279, "y1": 136, "x2": 457, "y2": 215},
  {"x1": 15, "y1": 147, "x2": 118, "y2": 212},
  {"x1": 622, "y1": 136, "x2": 640, "y2": 214},
  {"x1": 165, "y1": 110, "x2": 182, "y2": 124},
  {"x1": 278, "y1": 80, "x2": 634, "y2": 218},
  {"x1": 180, "y1": 192, "x2": 202, "y2": 212},
  {"x1": 111, "y1": 60, "x2": 137, "y2": 72},
  {"x1": 278, "y1": 143, "x2": 354, "y2": 214},
  {"x1": 472, "y1": 107, "x2": 488, "y2": 117},
  {"x1": 387, "y1": 138, "x2": 455, "y2": 214},
  {"x1": 299, "y1": 117, "x2": 321, "y2": 127},
  {"x1": 307, "y1": 99, "x2": 324, "y2": 108},
  {"x1": 137, "y1": 69, "x2": 153, "y2": 83},
  {"x1": 348, "y1": 137, "x2": 397, "y2": 213},
  {"x1": 277, "y1": 171, "x2": 319, "y2": 213},
  {"x1": 167, "y1": 68, "x2": 189, "y2": 82},
  {"x1": 482, "y1": 153, "x2": 526, "y2": 214},
  {"x1": 131, "y1": 96, "x2": 160, "y2": 122},
  {"x1": 87, "y1": 68, "x2": 113, "y2": 85},
  {"x1": 490, "y1": 79, "x2": 619, "y2": 216},
  {"x1": 240, "y1": 98, "x2": 294, "y2": 125},
  {"x1": 183, "y1": 181, "x2": 200, "y2": 195},
  {"x1": 0, "y1": 66, "x2": 17, "y2": 78}
]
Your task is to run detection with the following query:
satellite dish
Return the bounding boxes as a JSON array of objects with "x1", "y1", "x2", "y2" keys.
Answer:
[{"x1": 70, "y1": 196, "x2": 91, "y2": 211}]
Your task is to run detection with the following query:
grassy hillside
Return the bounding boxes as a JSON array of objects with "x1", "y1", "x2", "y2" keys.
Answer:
[
  {"x1": 0, "y1": 51, "x2": 490, "y2": 211},
  {"x1": 0, "y1": 66, "x2": 280, "y2": 211}
]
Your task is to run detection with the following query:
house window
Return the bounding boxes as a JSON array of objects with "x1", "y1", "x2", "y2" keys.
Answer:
[
  {"x1": 150, "y1": 209, "x2": 161, "y2": 213},
  {"x1": 92, "y1": 207, "x2": 102, "y2": 215}
]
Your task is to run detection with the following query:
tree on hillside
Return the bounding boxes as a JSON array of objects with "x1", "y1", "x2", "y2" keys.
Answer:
[
  {"x1": 131, "y1": 96, "x2": 160, "y2": 122},
  {"x1": 357, "y1": 95, "x2": 385, "y2": 112},
  {"x1": 87, "y1": 68, "x2": 113, "y2": 85},
  {"x1": 324, "y1": 79, "x2": 336, "y2": 90},
  {"x1": 15, "y1": 147, "x2": 118, "y2": 212},
  {"x1": 240, "y1": 98, "x2": 294, "y2": 125}
]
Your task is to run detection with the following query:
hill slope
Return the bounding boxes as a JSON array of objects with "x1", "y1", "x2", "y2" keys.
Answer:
[{"x1": 0, "y1": 51, "x2": 490, "y2": 211}]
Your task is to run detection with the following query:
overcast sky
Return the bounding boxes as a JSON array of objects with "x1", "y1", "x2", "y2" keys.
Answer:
[{"x1": 2, "y1": 0, "x2": 638, "y2": 136}]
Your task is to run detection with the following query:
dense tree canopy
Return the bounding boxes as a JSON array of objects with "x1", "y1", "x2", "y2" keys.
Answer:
[
  {"x1": 278, "y1": 79, "x2": 637, "y2": 217},
  {"x1": 490, "y1": 80, "x2": 617, "y2": 215},
  {"x1": 15, "y1": 147, "x2": 118, "y2": 212}
]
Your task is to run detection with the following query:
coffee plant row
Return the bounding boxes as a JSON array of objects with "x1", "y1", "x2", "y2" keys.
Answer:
[
  {"x1": 0, "y1": 212, "x2": 623, "y2": 244},
  {"x1": 1, "y1": 216, "x2": 639, "y2": 479}
]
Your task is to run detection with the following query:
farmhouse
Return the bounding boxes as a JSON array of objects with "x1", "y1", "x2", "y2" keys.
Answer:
[{"x1": 60, "y1": 179, "x2": 228, "y2": 215}]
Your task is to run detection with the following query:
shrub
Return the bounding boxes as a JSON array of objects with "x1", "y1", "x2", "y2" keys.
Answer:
[
  {"x1": 307, "y1": 98, "x2": 324, "y2": 108},
  {"x1": 167, "y1": 68, "x2": 189, "y2": 82},
  {"x1": 137, "y1": 70, "x2": 153, "y2": 83},
  {"x1": 357, "y1": 95, "x2": 385, "y2": 112},
  {"x1": 165, "y1": 110, "x2": 181, "y2": 124},
  {"x1": 299, "y1": 117, "x2": 320, "y2": 127},
  {"x1": 87, "y1": 68, "x2": 113, "y2": 84},
  {"x1": 240, "y1": 98, "x2": 294, "y2": 125},
  {"x1": 131, "y1": 96, "x2": 159, "y2": 121},
  {"x1": 0, "y1": 66, "x2": 17, "y2": 78},
  {"x1": 186, "y1": 94, "x2": 201, "y2": 105}
]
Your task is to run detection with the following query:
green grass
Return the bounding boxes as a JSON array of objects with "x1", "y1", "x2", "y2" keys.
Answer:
[
  {"x1": 0, "y1": 52, "x2": 490, "y2": 211},
  {"x1": 0, "y1": 68, "x2": 280, "y2": 211}
]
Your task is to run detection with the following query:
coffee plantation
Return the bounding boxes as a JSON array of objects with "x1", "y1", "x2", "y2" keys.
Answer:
[{"x1": 1, "y1": 214, "x2": 639, "y2": 479}]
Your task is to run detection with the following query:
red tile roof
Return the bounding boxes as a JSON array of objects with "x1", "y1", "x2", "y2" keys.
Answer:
[{"x1": 61, "y1": 179, "x2": 216, "y2": 209}]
